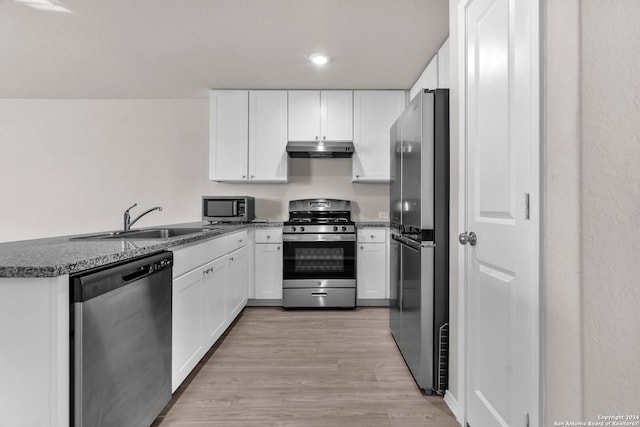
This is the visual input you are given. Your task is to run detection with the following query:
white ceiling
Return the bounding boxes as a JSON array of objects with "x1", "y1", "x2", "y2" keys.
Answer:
[{"x1": 0, "y1": 0, "x2": 449, "y2": 98}]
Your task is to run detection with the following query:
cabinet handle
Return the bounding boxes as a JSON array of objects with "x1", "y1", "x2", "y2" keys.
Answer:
[
  {"x1": 356, "y1": 175, "x2": 360, "y2": 178},
  {"x1": 277, "y1": 246, "x2": 280, "y2": 250},
  {"x1": 315, "y1": 136, "x2": 319, "y2": 140},
  {"x1": 250, "y1": 175, "x2": 254, "y2": 178},
  {"x1": 360, "y1": 245, "x2": 364, "y2": 250},
  {"x1": 323, "y1": 136, "x2": 326, "y2": 140},
  {"x1": 370, "y1": 235, "x2": 374, "y2": 239},
  {"x1": 229, "y1": 257, "x2": 234, "y2": 262},
  {"x1": 238, "y1": 239, "x2": 243, "y2": 243},
  {"x1": 242, "y1": 175, "x2": 246, "y2": 178},
  {"x1": 266, "y1": 235, "x2": 271, "y2": 239}
]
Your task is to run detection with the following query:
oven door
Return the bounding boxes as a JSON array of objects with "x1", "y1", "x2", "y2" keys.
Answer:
[{"x1": 282, "y1": 234, "x2": 356, "y2": 286}]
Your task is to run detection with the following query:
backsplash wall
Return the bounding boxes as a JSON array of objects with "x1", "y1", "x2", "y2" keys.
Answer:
[
  {"x1": 200, "y1": 157, "x2": 389, "y2": 222},
  {"x1": 0, "y1": 98, "x2": 388, "y2": 242}
]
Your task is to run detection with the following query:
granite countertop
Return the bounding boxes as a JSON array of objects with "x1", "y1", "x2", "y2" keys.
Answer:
[
  {"x1": 356, "y1": 222, "x2": 390, "y2": 227},
  {"x1": 0, "y1": 220, "x2": 382, "y2": 278},
  {"x1": 0, "y1": 222, "x2": 254, "y2": 279}
]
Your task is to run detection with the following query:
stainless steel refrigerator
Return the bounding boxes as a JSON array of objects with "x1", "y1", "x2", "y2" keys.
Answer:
[{"x1": 389, "y1": 89, "x2": 449, "y2": 394}]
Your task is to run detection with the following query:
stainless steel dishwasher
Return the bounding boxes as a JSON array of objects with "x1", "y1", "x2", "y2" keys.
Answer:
[{"x1": 70, "y1": 251, "x2": 173, "y2": 427}]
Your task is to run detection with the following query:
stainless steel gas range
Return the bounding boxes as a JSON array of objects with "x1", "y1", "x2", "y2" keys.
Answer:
[{"x1": 282, "y1": 199, "x2": 356, "y2": 308}]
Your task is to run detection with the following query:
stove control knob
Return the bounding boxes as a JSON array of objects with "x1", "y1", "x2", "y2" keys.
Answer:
[
  {"x1": 300, "y1": 226, "x2": 305, "y2": 232},
  {"x1": 333, "y1": 226, "x2": 338, "y2": 232},
  {"x1": 291, "y1": 226, "x2": 296, "y2": 232},
  {"x1": 342, "y1": 226, "x2": 347, "y2": 231}
]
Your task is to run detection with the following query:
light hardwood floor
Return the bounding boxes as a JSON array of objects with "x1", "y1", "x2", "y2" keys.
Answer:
[{"x1": 153, "y1": 307, "x2": 458, "y2": 427}]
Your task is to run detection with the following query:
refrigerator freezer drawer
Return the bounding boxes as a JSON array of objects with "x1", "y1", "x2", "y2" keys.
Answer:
[{"x1": 283, "y1": 287, "x2": 356, "y2": 308}]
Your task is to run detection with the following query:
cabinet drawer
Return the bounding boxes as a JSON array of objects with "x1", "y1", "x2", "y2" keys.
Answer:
[
  {"x1": 283, "y1": 288, "x2": 355, "y2": 309},
  {"x1": 228, "y1": 230, "x2": 248, "y2": 249},
  {"x1": 255, "y1": 228, "x2": 283, "y2": 243},
  {"x1": 172, "y1": 237, "x2": 229, "y2": 278},
  {"x1": 357, "y1": 228, "x2": 386, "y2": 243}
]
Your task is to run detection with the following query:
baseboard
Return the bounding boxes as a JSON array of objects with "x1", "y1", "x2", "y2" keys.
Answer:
[
  {"x1": 356, "y1": 299, "x2": 390, "y2": 307},
  {"x1": 444, "y1": 390, "x2": 463, "y2": 426},
  {"x1": 246, "y1": 299, "x2": 283, "y2": 307}
]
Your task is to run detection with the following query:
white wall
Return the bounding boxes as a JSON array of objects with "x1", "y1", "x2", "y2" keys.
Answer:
[
  {"x1": 580, "y1": 0, "x2": 640, "y2": 418},
  {"x1": 0, "y1": 99, "x2": 388, "y2": 243},
  {"x1": 543, "y1": 0, "x2": 584, "y2": 422},
  {"x1": 0, "y1": 99, "x2": 208, "y2": 242},
  {"x1": 447, "y1": 0, "x2": 460, "y2": 411},
  {"x1": 543, "y1": 0, "x2": 640, "y2": 422},
  {"x1": 204, "y1": 158, "x2": 389, "y2": 222}
]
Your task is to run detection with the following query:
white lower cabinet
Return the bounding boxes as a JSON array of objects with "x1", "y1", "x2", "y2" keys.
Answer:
[
  {"x1": 226, "y1": 245, "x2": 248, "y2": 320},
  {"x1": 172, "y1": 266, "x2": 207, "y2": 391},
  {"x1": 253, "y1": 228, "x2": 283, "y2": 301},
  {"x1": 171, "y1": 231, "x2": 248, "y2": 392},
  {"x1": 357, "y1": 228, "x2": 388, "y2": 302},
  {"x1": 202, "y1": 257, "x2": 227, "y2": 348}
]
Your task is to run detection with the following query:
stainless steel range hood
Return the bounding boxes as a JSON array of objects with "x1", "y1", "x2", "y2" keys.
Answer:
[{"x1": 286, "y1": 141, "x2": 355, "y2": 158}]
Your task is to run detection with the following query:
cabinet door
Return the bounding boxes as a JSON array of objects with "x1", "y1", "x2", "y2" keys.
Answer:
[
  {"x1": 202, "y1": 257, "x2": 227, "y2": 349},
  {"x1": 288, "y1": 90, "x2": 321, "y2": 141},
  {"x1": 321, "y1": 90, "x2": 353, "y2": 141},
  {"x1": 248, "y1": 90, "x2": 288, "y2": 182},
  {"x1": 352, "y1": 91, "x2": 405, "y2": 182},
  {"x1": 172, "y1": 267, "x2": 205, "y2": 392},
  {"x1": 357, "y1": 243, "x2": 387, "y2": 299},
  {"x1": 254, "y1": 243, "x2": 283, "y2": 299},
  {"x1": 226, "y1": 245, "x2": 248, "y2": 321},
  {"x1": 209, "y1": 90, "x2": 249, "y2": 181}
]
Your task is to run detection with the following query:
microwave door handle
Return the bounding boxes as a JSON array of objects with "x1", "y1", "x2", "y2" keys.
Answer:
[{"x1": 232, "y1": 200, "x2": 238, "y2": 216}]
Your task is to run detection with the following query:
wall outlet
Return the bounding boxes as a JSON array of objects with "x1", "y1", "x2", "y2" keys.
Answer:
[{"x1": 379, "y1": 211, "x2": 389, "y2": 219}]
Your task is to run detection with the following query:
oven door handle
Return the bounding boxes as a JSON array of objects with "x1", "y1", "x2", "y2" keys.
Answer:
[{"x1": 282, "y1": 234, "x2": 356, "y2": 242}]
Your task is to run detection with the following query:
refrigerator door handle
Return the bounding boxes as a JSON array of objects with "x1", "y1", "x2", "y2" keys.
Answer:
[{"x1": 391, "y1": 233, "x2": 423, "y2": 251}]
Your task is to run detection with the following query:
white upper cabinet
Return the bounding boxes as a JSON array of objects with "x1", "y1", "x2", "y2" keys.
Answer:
[
  {"x1": 209, "y1": 90, "x2": 249, "y2": 181},
  {"x1": 248, "y1": 90, "x2": 288, "y2": 181},
  {"x1": 210, "y1": 90, "x2": 288, "y2": 182},
  {"x1": 320, "y1": 90, "x2": 353, "y2": 141},
  {"x1": 437, "y1": 38, "x2": 450, "y2": 89},
  {"x1": 287, "y1": 91, "x2": 321, "y2": 141},
  {"x1": 352, "y1": 91, "x2": 406, "y2": 182},
  {"x1": 288, "y1": 90, "x2": 353, "y2": 142}
]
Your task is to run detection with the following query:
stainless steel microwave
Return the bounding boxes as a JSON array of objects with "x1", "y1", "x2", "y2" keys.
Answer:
[{"x1": 202, "y1": 196, "x2": 255, "y2": 223}]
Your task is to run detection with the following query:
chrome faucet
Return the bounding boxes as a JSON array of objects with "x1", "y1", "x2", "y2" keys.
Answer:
[{"x1": 123, "y1": 203, "x2": 163, "y2": 231}]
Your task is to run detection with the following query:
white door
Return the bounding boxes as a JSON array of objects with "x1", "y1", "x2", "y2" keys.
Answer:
[
  {"x1": 248, "y1": 90, "x2": 288, "y2": 182},
  {"x1": 320, "y1": 90, "x2": 353, "y2": 141},
  {"x1": 356, "y1": 243, "x2": 386, "y2": 299},
  {"x1": 254, "y1": 243, "x2": 283, "y2": 299},
  {"x1": 209, "y1": 90, "x2": 249, "y2": 181},
  {"x1": 172, "y1": 267, "x2": 205, "y2": 392},
  {"x1": 463, "y1": 0, "x2": 540, "y2": 426},
  {"x1": 352, "y1": 90, "x2": 405, "y2": 182},
  {"x1": 202, "y1": 256, "x2": 227, "y2": 348},
  {"x1": 288, "y1": 90, "x2": 321, "y2": 141},
  {"x1": 226, "y1": 245, "x2": 248, "y2": 321}
]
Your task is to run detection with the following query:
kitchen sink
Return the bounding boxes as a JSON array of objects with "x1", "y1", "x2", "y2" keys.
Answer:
[{"x1": 72, "y1": 227, "x2": 217, "y2": 241}]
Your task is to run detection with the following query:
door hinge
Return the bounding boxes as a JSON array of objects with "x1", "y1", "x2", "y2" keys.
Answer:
[
  {"x1": 524, "y1": 412, "x2": 530, "y2": 427},
  {"x1": 524, "y1": 193, "x2": 530, "y2": 220}
]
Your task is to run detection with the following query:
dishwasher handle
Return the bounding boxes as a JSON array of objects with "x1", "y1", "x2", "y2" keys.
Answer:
[
  {"x1": 121, "y1": 264, "x2": 153, "y2": 284},
  {"x1": 71, "y1": 252, "x2": 173, "y2": 303}
]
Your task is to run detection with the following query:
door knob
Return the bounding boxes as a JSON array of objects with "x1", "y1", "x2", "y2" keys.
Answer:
[{"x1": 459, "y1": 231, "x2": 477, "y2": 246}]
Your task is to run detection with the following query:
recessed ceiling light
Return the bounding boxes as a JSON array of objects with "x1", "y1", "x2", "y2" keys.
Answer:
[{"x1": 309, "y1": 53, "x2": 330, "y2": 66}]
